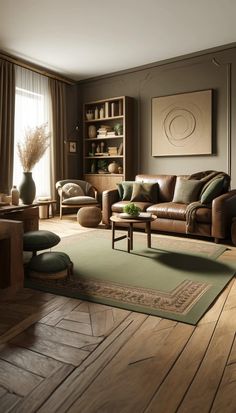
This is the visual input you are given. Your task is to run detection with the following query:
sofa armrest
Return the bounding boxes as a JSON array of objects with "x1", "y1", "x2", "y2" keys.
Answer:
[
  {"x1": 212, "y1": 190, "x2": 236, "y2": 240},
  {"x1": 102, "y1": 189, "x2": 120, "y2": 226}
]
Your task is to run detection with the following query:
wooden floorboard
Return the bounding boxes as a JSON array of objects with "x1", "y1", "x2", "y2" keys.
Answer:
[{"x1": 0, "y1": 215, "x2": 235, "y2": 413}]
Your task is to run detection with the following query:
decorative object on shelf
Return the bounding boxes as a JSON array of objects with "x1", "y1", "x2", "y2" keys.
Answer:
[
  {"x1": 11, "y1": 185, "x2": 19, "y2": 205},
  {"x1": 94, "y1": 107, "x2": 99, "y2": 119},
  {"x1": 69, "y1": 141, "x2": 77, "y2": 153},
  {"x1": 108, "y1": 146, "x2": 118, "y2": 156},
  {"x1": 17, "y1": 123, "x2": 50, "y2": 205},
  {"x1": 88, "y1": 125, "x2": 97, "y2": 139},
  {"x1": 97, "y1": 159, "x2": 108, "y2": 173},
  {"x1": 99, "y1": 106, "x2": 104, "y2": 119},
  {"x1": 105, "y1": 102, "x2": 109, "y2": 118},
  {"x1": 118, "y1": 142, "x2": 123, "y2": 155},
  {"x1": 108, "y1": 161, "x2": 119, "y2": 174},
  {"x1": 100, "y1": 141, "x2": 105, "y2": 153},
  {"x1": 86, "y1": 110, "x2": 93, "y2": 120},
  {"x1": 114, "y1": 123, "x2": 123, "y2": 135},
  {"x1": 123, "y1": 202, "x2": 141, "y2": 217},
  {"x1": 91, "y1": 161, "x2": 96, "y2": 173},
  {"x1": 118, "y1": 166, "x2": 123, "y2": 174},
  {"x1": 91, "y1": 142, "x2": 96, "y2": 155},
  {"x1": 96, "y1": 144, "x2": 100, "y2": 153}
]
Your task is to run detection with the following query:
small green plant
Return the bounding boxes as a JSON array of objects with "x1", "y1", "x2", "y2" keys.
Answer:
[
  {"x1": 114, "y1": 123, "x2": 123, "y2": 135},
  {"x1": 123, "y1": 203, "x2": 141, "y2": 216}
]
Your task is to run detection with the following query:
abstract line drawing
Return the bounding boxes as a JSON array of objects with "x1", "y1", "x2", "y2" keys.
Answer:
[{"x1": 152, "y1": 90, "x2": 212, "y2": 156}]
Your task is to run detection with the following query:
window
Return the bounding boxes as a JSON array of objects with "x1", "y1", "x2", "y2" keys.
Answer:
[{"x1": 13, "y1": 66, "x2": 52, "y2": 197}]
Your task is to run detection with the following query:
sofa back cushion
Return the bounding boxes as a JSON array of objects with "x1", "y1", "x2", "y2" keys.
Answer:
[
  {"x1": 131, "y1": 182, "x2": 158, "y2": 203},
  {"x1": 200, "y1": 176, "x2": 226, "y2": 204},
  {"x1": 173, "y1": 176, "x2": 203, "y2": 204},
  {"x1": 172, "y1": 177, "x2": 203, "y2": 204},
  {"x1": 135, "y1": 174, "x2": 176, "y2": 202}
]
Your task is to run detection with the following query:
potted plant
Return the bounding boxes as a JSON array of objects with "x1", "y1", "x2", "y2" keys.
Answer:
[
  {"x1": 114, "y1": 123, "x2": 123, "y2": 136},
  {"x1": 123, "y1": 203, "x2": 141, "y2": 217}
]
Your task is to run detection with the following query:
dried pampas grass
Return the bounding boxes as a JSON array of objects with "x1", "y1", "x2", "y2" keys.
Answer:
[{"x1": 17, "y1": 123, "x2": 50, "y2": 172}]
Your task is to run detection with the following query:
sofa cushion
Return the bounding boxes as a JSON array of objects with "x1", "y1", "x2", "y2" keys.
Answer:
[
  {"x1": 200, "y1": 176, "x2": 225, "y2": 204},
  {"x1": 172, "y1": 177, "x2": 202, "y2": 204},
  {"x1": 111, "y1": 201, "x2": 152, "y2": 213},
  {"x1": 130, "y1": 182, "x2": 158, "y2": 203},
  {"x1": 118, "y1": 181, "x2": 135, "y2": 200},
  {"x1": 135, "y1": 174, "x2": 176, "y2": 202},
  {"x1": 147, "y1": 203, "x2": 187, "y2": 221}
]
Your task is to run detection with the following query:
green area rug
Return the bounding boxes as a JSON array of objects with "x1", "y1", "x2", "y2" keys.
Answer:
[{"x1": 25, "y1": 230, "x2": 235, "y2": 325}]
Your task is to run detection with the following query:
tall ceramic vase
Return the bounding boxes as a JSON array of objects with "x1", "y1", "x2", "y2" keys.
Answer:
[{"x1": 19, "y1": 172, "x2": 36, "y2": 205}]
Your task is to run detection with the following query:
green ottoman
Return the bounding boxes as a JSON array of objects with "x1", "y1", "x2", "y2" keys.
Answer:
[
  {"x1": 27, "y1": 251, "x2": 73, "y2": 280},
  {"x1": 23, "y1": 230, "x2": 61, "y2": 256}
]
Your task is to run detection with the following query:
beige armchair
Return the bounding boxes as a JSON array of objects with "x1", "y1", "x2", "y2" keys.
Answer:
[{"x1": 56, "y1": 179, "x2": 99, "y2": 219}]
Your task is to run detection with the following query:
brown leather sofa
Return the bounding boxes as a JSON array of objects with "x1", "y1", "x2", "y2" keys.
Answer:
[{"x1": 102, "y1": 172, "x2": 236, "y2": 242}]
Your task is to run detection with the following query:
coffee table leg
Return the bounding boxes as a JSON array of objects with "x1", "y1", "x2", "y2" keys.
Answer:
[
  {"x1": 112, "y1": 221, "x2": 115, "y2": 249},
  {"x1": 146, "y1": 221, "x2": 151, "y2": 248},
  {"x1": 130, "y1": 223, "x2": 133, "y2": 250},
  {"x1": 127, "y1": 225, "x2": 131, "y2": 253}
]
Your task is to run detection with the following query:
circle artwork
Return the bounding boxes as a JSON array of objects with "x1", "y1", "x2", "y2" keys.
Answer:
[{"x1": 163, "y1": 108, "x2": 196, "y2": 147}]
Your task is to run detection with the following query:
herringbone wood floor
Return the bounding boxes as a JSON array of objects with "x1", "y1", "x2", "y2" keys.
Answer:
[{"x1": 0, "y1": 215, "x2": 236, "y2": 413}]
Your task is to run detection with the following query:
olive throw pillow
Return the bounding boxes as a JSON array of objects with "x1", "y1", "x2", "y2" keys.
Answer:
[
  {"x1": 200, "y1": 176, "x2": 225, "y2": 204},
  {"x1": 119, "y1": 181, "x2": 135, "y2": 200},
  {"x1": 172, "y1": 177, "x2": 202, "y2": 204},
  {"x1": 62, "y1": 183, "x2": 84, "y2": 198},
  {"x1": 131, "y1": 182, "x2": 158, "y2": 203}
]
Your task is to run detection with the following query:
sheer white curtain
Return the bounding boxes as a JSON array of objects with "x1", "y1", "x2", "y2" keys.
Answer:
[{"x1": 13, "y1": 66, "x2": 52, "y2": 197}]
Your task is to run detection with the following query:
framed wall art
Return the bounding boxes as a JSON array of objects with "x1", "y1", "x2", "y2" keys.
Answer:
[
  {"x1": 151, "y1": 89, "x2": 212, "y2": 156},
  {"x1": 69, "y1": 141, "x2": 77, "y2": 153}
]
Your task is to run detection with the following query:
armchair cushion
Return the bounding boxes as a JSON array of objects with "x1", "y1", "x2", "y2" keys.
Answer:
[
  {"x1": 62, "y1": 196, "x2": 98, "y2": 205},
  {"x1": 62, "y1": 183, "x2": 84, "y2": 198}
]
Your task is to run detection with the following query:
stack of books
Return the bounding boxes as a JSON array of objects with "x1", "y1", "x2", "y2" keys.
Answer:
[
  {"x1": 107, "y1": 131, "x2": 116, "y2": 138},
  {"x1": 97, "y1": 125, "x2": 112, "y2": 138},
  {"x1": 108, "y1": 146, "x2": 118, "y2": 156}
]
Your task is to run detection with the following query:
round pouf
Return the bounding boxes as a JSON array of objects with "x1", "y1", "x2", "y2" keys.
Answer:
[
  {"x1": 77, "y1": 206, "x2": 102, "y2": 228},
  {"x1": 23, "y1": 230, "x2": 61, "y2": 255},
  {"x1": 27, "y1": 251, "x2": 73, "y2": 280},
  {"x1": 231, "y1": 218, "x2": 236, "y2": 246}
]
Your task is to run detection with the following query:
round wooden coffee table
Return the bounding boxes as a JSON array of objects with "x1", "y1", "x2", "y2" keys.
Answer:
[{"x1": 110, "y1": 213, "x2": 156, "y2": 253}]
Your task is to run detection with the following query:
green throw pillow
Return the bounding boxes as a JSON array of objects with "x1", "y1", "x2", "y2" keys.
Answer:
[
  {"x1": 116, "y1": 183, "x2": 123, "y2": 199},
  {"x1": 200, "y1": 176, "x2": 225, "y2": 204},
  {"x1": 131, "y1": 182, "x2": 158, "y2": 203},
  {"x1": 121, "y1": 181, "x2": 135, "y2": 200},
  {"x1": 172, "y1": 177, "x2": 202, "y2": 204}
]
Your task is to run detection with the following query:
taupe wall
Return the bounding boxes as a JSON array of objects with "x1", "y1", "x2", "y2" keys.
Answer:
[{"x1": 77, "y1": 46, "x2": 236, "y2": 188}]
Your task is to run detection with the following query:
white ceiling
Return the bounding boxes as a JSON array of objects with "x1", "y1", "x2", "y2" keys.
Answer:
[{"x1": 0, "y1": 0, "x2": 236, "y2": 81}]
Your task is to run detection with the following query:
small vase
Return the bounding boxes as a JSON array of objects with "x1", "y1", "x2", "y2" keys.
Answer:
[
  {"x1": 11, "y1": 185, "x2": 19, "y2": 205},
  {"x1": 108, "y1": 161, "x2": 119, "y2": 174},
  {"x1": 19, "y1": 172, "x2": 36, "y2": 205},
  {"x1": 88, "y1": 125, "x2": 97, "y2": 138}
]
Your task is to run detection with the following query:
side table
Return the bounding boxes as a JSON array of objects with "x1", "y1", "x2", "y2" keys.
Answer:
[{"x1": 36, "y1": 200, "x2": 57, "y2": 219}]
